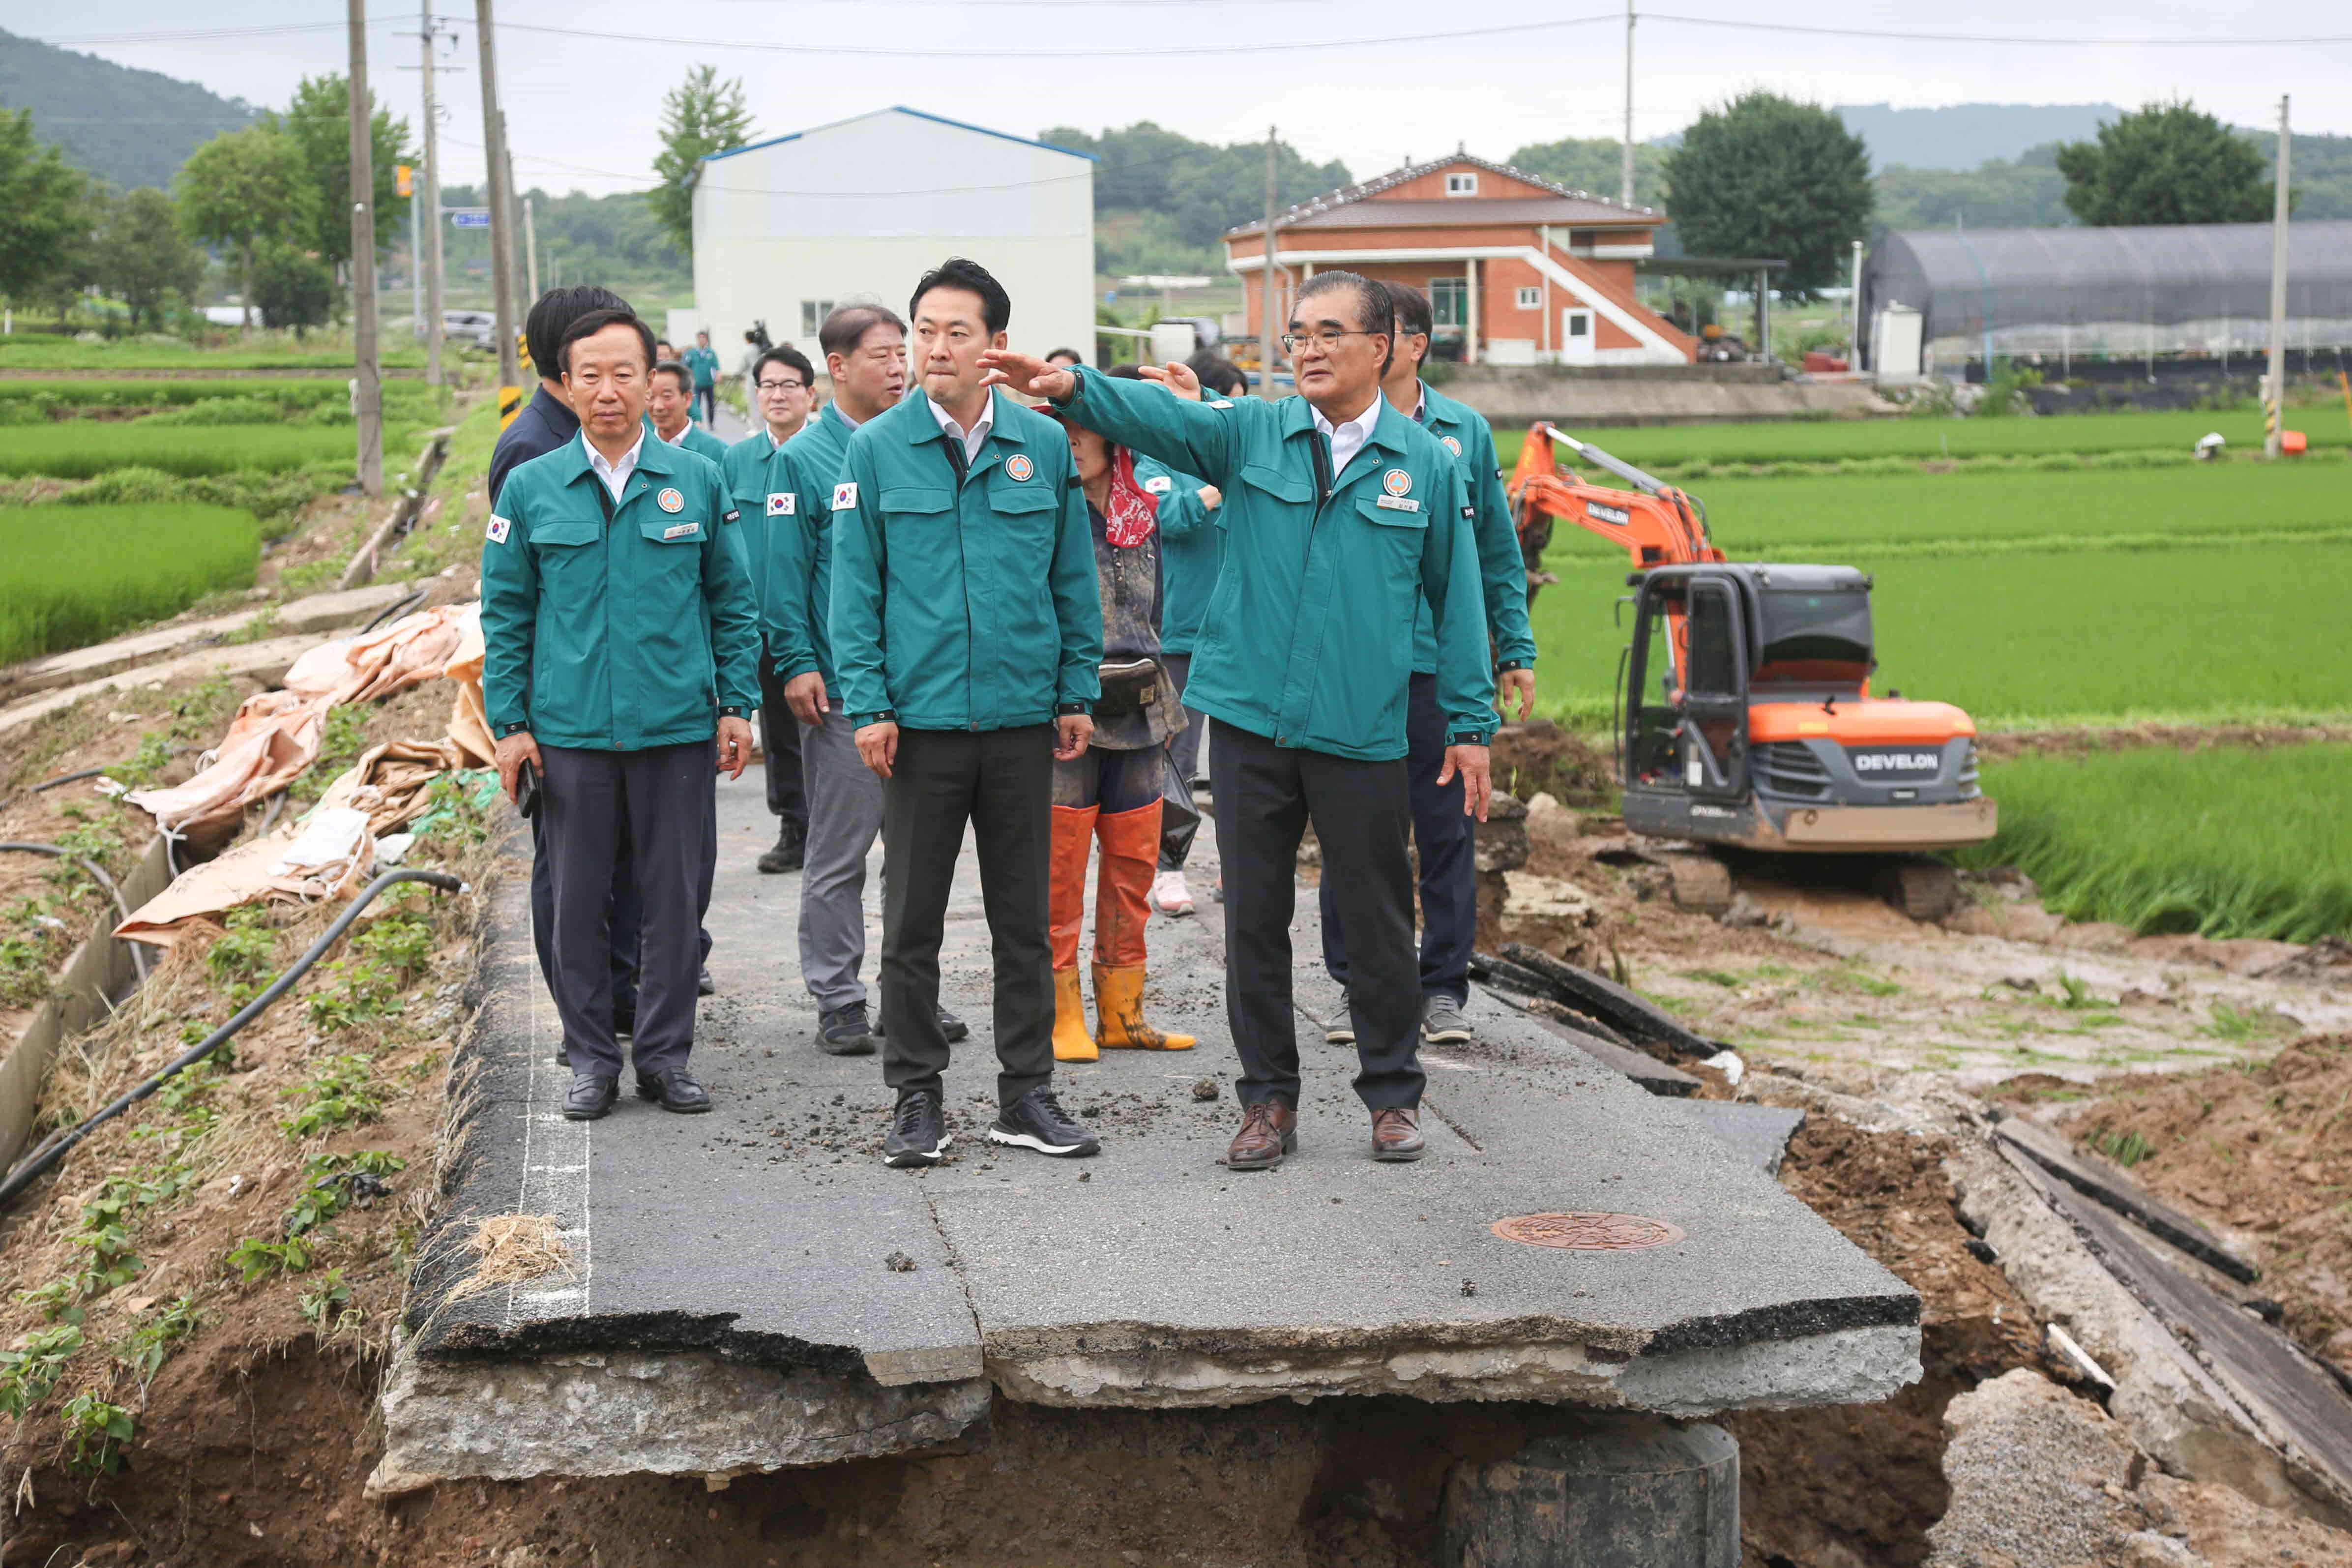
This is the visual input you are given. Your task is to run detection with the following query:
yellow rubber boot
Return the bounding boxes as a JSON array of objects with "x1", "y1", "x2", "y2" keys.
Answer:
[
  {"x1": 1093, "y1": 965, "x2": 1195, "y2": 1051},
  {"x1": 1052, "y1": 967, "x2": 1098, "y2": 1062}
]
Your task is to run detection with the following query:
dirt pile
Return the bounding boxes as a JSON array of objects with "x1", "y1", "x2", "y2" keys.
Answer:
[{"x1": 1490, "y1": 720, "x2": 1617, "y2": 809}]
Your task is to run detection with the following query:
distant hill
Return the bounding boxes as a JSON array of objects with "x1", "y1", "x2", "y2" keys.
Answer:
[
  {"x1": 1835, "y1": 103, "x2": 2120, "y2": 172},
  {"x1": 0, "y1": 27, "x2": 256, "y2": 191}
]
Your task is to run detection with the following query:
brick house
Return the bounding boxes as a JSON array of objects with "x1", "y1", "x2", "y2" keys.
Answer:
[{"x1": 1223, "y1": 152, "x2": 1696, "y2": 367}]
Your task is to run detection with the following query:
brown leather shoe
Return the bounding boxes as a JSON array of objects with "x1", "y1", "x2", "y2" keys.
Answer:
[
  {"x1": 1225, "y1": 1102, "x2": 1297, "y2": 1170},
  {"x1": 1370, "y1": 1107, "x2": 1425, "y2": 1162}
]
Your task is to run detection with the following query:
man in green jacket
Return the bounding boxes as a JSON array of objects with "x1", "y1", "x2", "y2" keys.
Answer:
[
  {"x1": 482, "y1": 307, "x2": 762, "y2": 1123},
  {"x1": 762, "y1": 304, "x2": 978, "y2": 1061},
  {"x1": 1321, "y1": 283, "x2": 1537, "y2": 1051},
  {"x1": 682, "y1": 329, "x2": 722, "y2": 427},
  {"x1": 830, "y1": 259, "x2": 1105, "y2": 1169},
  {"x1": 722, "y1": 344, "x2": 818, "y2": 874},
  {"x1": 981, "y1": 270, "x2": 1495, "y2": 1170},
  {"x1": 650, "y1": 358, "x2": 732, "y2": 465}
]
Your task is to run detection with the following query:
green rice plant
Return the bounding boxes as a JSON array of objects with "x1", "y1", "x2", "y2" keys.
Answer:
[
  {"x1": 1534, "y1": 535, "x2": 2352, "y2": 730},
  {"x1": 2091, "y1": 1126, "x2": 2153, "y2": 1167},
  {"x1": 0, "y1": 337, "x2": 425, "y2": 371},
  {"x1": 0, "y1": 503, "x2": 258, "y2": 662},
  {"x1": 2201, "y1": 1002, "x2": 2300, "y2": 1041},
  {"x1": 0, "y1": 423, "x2": 367, "y2": 478},
  {"x1": 134, "y1": 395, "x2": 285, "y2": 426},
  {"x1": 1957, "y1": 745, "x2": 2352, "y2": 943},
  {"x1": 1494, "y1": 405, "x2": 2345, "y2": 473},
  {"x1": 0, "y1": 376, "x2": 354, "y2": 411}
]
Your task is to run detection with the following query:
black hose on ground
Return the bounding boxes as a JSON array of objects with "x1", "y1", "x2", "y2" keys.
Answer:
[
  {"x1": 0, "y1": 841, "x2": 149, "y2": 985},
  {"x1": 0, "y1": 866, "x2": 465, "y2": 1211},
  {"x1": 357, "y1": 588, "x2": 429, "y2": 635}
]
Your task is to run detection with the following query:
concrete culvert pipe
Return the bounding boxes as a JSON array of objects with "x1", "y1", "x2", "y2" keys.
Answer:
[{"x1": 1440, "y1": 1414, "x2": 1739, "y2": 1568}]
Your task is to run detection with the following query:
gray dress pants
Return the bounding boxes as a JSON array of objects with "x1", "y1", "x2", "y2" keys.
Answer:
[
  {"x1": 539, "y1": 739, "x2": 711, "y2": 1081},
  {"x1": 798, "y1": 702, "x2": 885, "y2": 1013}
]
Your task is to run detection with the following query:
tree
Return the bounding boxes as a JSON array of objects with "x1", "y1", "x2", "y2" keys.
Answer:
[
  {"x1": 34, "y1": 184, "x2": 111, "y2": 324},
  {"x1": 1507, "y1": 135, "x2": 1671, "y2": 204},
  {"x1": 271, "y1": 74, "x2": 413, "y2": 270},
  {"x1": 650, "y1": 66, "x2": 754, "y2": 256},
  {"x1": 100, "y1": 188, "x2": 206, "y2": 330},
  {"x1": 1040, "y1": 122, "x2": 1349, "y2": 254},
  {"x1": 176, "y1": 124, "x2": 315, "y2": 328},
  {"x1": 0, "y1": 108, "x2": 86, "y2": 306},
  {"x1": 1661, "y1": 92, "x2": 1873, "y2": 300},
  {"x1": 2055, "y1": 103, "x2": 2273, "y2": 226},
  {"x1": 250, "y1": 241, "x2": 337, "y2": 336}
]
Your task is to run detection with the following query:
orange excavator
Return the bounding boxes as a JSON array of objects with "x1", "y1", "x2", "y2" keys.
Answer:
[{"x1": 1508, "y1": 424, "x2": 1996, "y2": 887}]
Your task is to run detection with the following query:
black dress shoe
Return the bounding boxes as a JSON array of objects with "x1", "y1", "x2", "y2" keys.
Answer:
[
  {"x1": 757, "y1": 827, "x2": 805, "y2": 874},
  {"x1": 563, "y1": 1074, "x2": 619, "y2": 1121},
  {"x1": 635, "y1": 1068, "x2": 712, "y2": 1114},
  {"x1": 697, "y1": 967, "x2": 716, "y2": 997},
  {"x1": 613, "y1": 1006, "x2": 636, "y2": 1039}
]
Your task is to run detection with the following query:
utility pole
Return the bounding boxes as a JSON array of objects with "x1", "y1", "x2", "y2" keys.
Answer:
[
  {"x1": 524, "y1": 192, "x2": 539, "y2": 303},
  {"x1": 348, "y1": 0, "x2": 383, "y2": 497},
  {"x1": 1259, "y1": 125, "x2": 1279, "y2": 399},
  {"x1": 476, "y1": 0, "x2": 521, "y2": 389},
  {"x1": 418, "y1": 1, "x2": 446, "y2": 386},
  {"x1": 2264, "y1": 94, "x2": 2292, "y2": 460},
  {"x1": 1620, "y1": 0, "x2": 1636, "y2": 207}
]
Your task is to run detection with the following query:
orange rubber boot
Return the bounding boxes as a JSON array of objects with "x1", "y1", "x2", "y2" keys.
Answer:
[
  {"x1": 1050, "y1": 805, "x2": 1099, "y2": 1062},
  {"x1": 1092, "y1": 802, "x2": 1194, "y2": 1050}
]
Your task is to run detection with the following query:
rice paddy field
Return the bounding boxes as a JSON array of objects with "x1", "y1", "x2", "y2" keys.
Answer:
[
  {"x1": 1526, "y1": 405, "x2": 2352, "y2": 940},
  {"x1": 0, "y1": 423, "x2": 381, "y2": 478},
  {"x1": 0, "y1": 503, "x2": 258, "y2": 662}
]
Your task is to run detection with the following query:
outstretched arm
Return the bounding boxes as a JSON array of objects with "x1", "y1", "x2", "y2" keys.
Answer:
[{"x1": 980, "y1": 355, "x2": 1243, "y2": 485}]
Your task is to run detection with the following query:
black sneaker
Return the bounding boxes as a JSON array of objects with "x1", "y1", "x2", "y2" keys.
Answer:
[
  {"x1": 757, "y1": 827, "x2": 805, "y2": 874},
  {"x1": 988, "y1": 1086, "x2": 1100, "y2": 1158},
  {"x1": 819, "y1": 1004, "x2": 878, "y2": 1056},
  {"x1": 883, "y1": 1089, "x2": 950, "y2": 1168},
  {"x1": 873, "y1": 1004, "x2": 970, "y2": 1045}
]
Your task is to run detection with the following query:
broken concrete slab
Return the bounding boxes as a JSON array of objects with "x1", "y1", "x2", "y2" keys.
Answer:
[
  {"x1": 1525, "y1": 1013, "x2": 1702, "y2": 1098},
  {"x1": 1499, "y1": 943, "x2": 1720, "y2": 1058},
  {"x1": 1994, "y1": 1116, "x2": 2258, "y2": 1284},
  {"x1": 0, "y1": 634, "x2": 321, "y2": 737},
  {"x1": 1670, "y1": 1102, "x2": 1805, "y2": 1175},
  {"x1": 380, "y1": 779, "x2": 1922, "y2": 1485}
]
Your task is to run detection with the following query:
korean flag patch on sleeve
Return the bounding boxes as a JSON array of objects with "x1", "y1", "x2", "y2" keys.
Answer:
[
  {"x1": 831, "y1": 482, "x2": 858, "y2": 511},
  {"x1": 1142, "y1": 475, "x2": 1172, "y2": 495},
  {"x1": 485, "y1": 514, "x2": 511, "y2": 545},
  {"x1": 766, "y1": 492, "x2": 795, "y2": 517}
]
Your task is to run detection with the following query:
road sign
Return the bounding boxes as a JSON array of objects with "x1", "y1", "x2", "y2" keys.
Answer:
[
  {"x1": 395, "y1": 163, "x2": 414, "y2": 198},
  {"x1": 450, "y1": 209, "x2": 491, "y2": 229}
]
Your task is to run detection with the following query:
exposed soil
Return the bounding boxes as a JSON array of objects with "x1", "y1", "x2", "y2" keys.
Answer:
[
  {"x1": 1975, "y1": 721, "x2": 2352, "y2": 764},
  {"x1": 1489, "y1": 720, "x2": 1617, "y2": 809},
  {"x1": 1994, "y1": 1034, "x2": 2352, "y2": 1380}
]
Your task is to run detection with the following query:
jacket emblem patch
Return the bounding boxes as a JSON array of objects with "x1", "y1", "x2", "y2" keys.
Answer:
[
  {"x1": 1004, "y1": 454, "x2": 1035, "y2": 482},
  {"x1": 656, "y1": 487, "x2": 685, "y2": 513},
  {"x1": 832, "y1": 482, "x2": 858, "y2": 511},
  {"x1": 1382, "y1": 469, "x2": 1412, "y2": 497},
  {"x1": 485, "y1": 514, "x2": 511, "y2": 544},
  {"x1": 766, "y1": 492, "x2": 794, "y2": 516},
  {"x1": 1142, "y1": 475, "x2": 1172, "y2": 494},
  {"x1": 1441, "y1": 435, "x2": 1463, "y2": 456}
]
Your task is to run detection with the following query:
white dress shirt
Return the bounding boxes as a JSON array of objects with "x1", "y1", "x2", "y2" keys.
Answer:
[
  {"x1": 1312, "y1": 390, "x2": 1386, "y2": 479},
  {"x1": 585, "y1": 430, "x2": 643, "y2": 502},
  {"x1": 927, "y1": 388, "x2": 996, "y2": 464}
]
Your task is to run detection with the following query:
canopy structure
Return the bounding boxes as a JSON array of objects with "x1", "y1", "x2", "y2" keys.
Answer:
[{"x1": 1860, "y1": 220, "x2": 2352, "y2": 363}]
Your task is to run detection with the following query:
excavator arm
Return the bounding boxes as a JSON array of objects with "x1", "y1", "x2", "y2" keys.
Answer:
[{"x1": 1508, "y1": 423, "x2": 1723, "y2": 574}]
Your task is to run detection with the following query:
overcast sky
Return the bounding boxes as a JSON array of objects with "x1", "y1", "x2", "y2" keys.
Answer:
[{"x1": 28, "y1": 0, "x2": 2352, "y2": 197}]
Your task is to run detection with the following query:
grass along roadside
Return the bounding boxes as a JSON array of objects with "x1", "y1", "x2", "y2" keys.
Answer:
[{"x1": 1957, "y1": 744, "x2": 2352, "y2": 942}]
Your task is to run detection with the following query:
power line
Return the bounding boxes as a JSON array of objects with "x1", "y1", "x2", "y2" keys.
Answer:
[
  {"x1": 1642, "y1": 10, "x2": 2352, "y2": 47},
  {"x1": 484, "y1": 13, "x2": 1618, "y2": 57}
]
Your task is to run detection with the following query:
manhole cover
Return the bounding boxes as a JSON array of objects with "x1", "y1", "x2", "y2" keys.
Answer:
[{"x1": 1491, "y1": 1212, "x2": 1686, "y2": 1250}]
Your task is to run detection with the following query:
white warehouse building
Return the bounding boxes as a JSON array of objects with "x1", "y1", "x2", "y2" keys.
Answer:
[{"x1": 690, "y1": 106, "x2": 1097, "y2": 373}]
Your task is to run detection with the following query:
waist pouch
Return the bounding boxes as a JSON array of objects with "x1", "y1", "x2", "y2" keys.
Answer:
[{"x1": 1093, "y1": 657, "x2": 1163, "y2": 719}]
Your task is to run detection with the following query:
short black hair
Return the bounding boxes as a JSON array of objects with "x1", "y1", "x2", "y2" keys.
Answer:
[
  {"x1": 1186, "y1": 352, "x2": 1246, "y2": 396},
  {"x1": 1106, "y1": 363, "x2": 1144, "y2": 379},
  {"x1": 755, "y1": 344, "x2": 816, "y2": 389},
  {"x1": 1388, "y1": 284, "x2": 1434, "y2": 344},
  {"x1": 651, "y1": 358, "x2": 692, "y2": 393},
  {"x1": 1045, "y1": 347, "x2": 1085, "y2": 366},
  {"x1": 910, "y1": 257, "x2": 1010, "y2": 336},
  {"x1": 819, "y1": 303, "x2": 906, "y2": 361},
  {"x1": 558, "y1": 306, "x2": 657, "y2": 375},
  {"x1": 526, "y1": 285, "x2": 629, "y2": 378},
  {"x1": 1294, "y1": 271, "x2": 1393, "y2": 376}
]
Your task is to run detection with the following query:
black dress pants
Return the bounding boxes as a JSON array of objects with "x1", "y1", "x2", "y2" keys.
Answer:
[
  {"x1": 879, "y1": 724, "x2": 1056, "y2": 1107},
  {"x1": 1210, "y1": 719, "x2": 1422, "y2": 1112},
  {"x1": 1318, "y1": 672, "x2": 1476, "y2": 1007},
  {"x1": 755, "y1": 637, "x2": 808, "y2": 837},
  {"x1": 540, "y1": 740, "x2": 711, "y2": 1081}
]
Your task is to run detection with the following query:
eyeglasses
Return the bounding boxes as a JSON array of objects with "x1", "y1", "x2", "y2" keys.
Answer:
[
  {"x1": 1279, "y1": 328, "x2": 1383, "y2": 354},
  {"x1": 757, "y1": 379, "x2": 810, "y2": 393}
]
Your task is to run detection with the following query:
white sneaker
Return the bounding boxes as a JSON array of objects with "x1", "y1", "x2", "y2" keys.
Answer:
[{"x1": 1150, "y1": 870, "x2": 1196, "y2": 917}]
